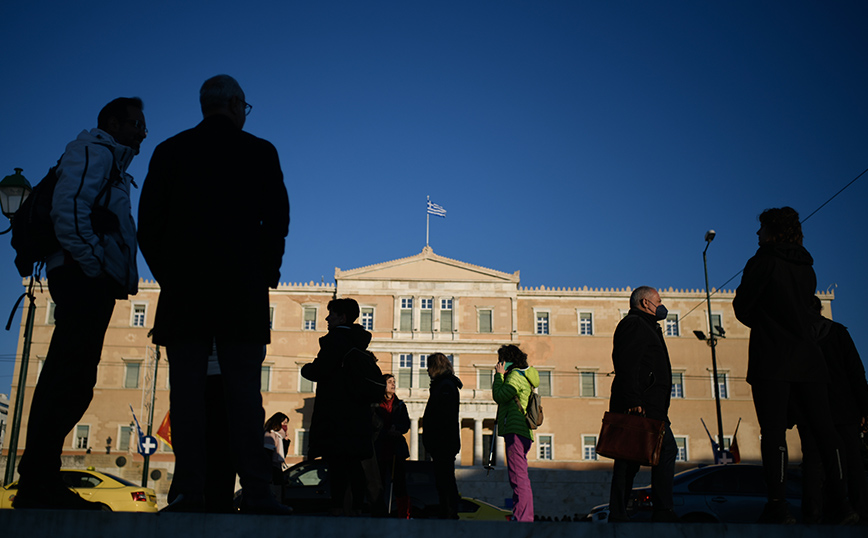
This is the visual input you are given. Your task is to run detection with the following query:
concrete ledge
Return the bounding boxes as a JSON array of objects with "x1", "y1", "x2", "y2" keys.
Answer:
[{"x1": 0, "y1": 510, "x2": 864, "y2": 538}]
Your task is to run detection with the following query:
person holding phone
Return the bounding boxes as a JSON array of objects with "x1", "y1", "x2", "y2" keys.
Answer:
[{"x1": 492, "y1": 344, "x2": 539, "y2": 522}]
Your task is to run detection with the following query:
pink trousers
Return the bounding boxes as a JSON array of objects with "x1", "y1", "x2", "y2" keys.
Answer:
[{"x1": 505, "y1": 433, "x2": 534, "y2": 522}]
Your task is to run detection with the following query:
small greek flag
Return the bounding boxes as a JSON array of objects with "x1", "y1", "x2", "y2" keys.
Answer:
[
  {"x1": 427, "y1": 200, "x2": 447, "y2": 218},
  {"x1": 129, "y1": 404, "x2": 146, "y2": 454}
]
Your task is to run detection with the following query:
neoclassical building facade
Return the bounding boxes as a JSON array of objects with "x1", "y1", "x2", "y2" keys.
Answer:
[{"x1": 4, "y1": 247, "x2": 826, "y2": 484}]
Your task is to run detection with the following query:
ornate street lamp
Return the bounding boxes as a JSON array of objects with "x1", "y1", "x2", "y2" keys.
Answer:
[
  {"x1": 699, "y1": 230, "x2": 726, "y2": 462},
  {"x1": 1, "y1": 168, "x2": 36, "y2": 485},
  {"x1": 0, "y1": 168, "x2": 32, "y2": 234}
]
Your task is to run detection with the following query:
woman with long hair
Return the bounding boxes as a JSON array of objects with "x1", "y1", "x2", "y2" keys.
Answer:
[
  {"x1": 492, "y1": 344, "x2": 539, "y2": 522},
  {"x1": 422, "y1": 353, "x2": 462, "y2": 519},
  {"x1": 734, "y1": 207, "x2": 857, "y2": 524},
  {"x1": 263, "y1": 411, "x2": 290, "y2": 496}
]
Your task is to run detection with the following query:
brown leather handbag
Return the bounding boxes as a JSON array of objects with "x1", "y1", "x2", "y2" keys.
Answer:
[{"x1": 595, "y1": 411, "x2": 665, "y2": 465}]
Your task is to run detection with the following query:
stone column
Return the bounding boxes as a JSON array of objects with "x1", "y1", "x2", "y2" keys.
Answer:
[
  {"x1": 473, "y1": 418, "x2": 483, "y2": 465},
  {"x1": 496, "y1": 433, "x2": 506, "y2": 466},
  {"x1": 410, "y1": 417, "x2": 419, "y2": 461}
]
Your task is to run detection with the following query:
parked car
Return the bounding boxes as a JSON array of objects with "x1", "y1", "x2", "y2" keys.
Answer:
[
  {"x1": 1, "y1": 468, "x2": 158, "y2": 512},
  {"x1": 586, "y1": 464, "x2": 803, "y2": 523},
  {"x1": 239, "y1": 458, "x2": 511, "y2": 519}
]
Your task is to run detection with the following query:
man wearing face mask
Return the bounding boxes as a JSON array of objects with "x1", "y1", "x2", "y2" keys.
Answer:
[{"x1": 607, "y1": 286, "x2": 678, "y2": 522}]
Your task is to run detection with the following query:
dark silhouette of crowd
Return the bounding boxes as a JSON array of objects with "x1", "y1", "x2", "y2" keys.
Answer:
[{"x1": 8, "y1": 71, "x2": 866, "y2": 527}]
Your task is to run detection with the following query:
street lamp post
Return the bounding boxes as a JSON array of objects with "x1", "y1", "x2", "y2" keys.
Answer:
[
  {"x1": 702, "y1": 230, "x2": 726, "y2": 461},
  {"x1": 0, "y1": 168, "x2": 33, "y2": 485}
]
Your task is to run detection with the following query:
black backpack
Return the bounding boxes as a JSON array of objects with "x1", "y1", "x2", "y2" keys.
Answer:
[
  {"x1": 341, "y1": 347, "x2": 386, "y2": 404},
  {"x1": 11, "y1": 163, "x2": 62, "y2": 278},
  {"x1": 11, "y1": 148, "x2": 120, "y2": 278}
]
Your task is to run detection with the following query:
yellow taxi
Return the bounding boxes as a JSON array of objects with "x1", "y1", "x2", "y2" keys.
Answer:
[
  {"x1": 457, "y1": 497, "x2": 513, "y2": 521},
  {"x1": 1, "y1": 468, "x2": 158, "y2": 512}
]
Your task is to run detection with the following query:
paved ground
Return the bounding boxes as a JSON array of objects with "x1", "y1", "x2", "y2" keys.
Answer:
[{"x1": 0, "y1": 510, "x2": 865, "y2": 538}]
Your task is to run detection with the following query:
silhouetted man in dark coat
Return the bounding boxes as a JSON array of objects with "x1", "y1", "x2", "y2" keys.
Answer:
[
  {"x1": 138, "y1": 74, "x2": 289, "y2": 514},
  {"x1": 608, "y1": 286, "x2": 678, "y2": 523}
]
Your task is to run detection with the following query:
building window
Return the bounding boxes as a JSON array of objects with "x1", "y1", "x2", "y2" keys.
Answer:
[
  {"x1": 299, "y1": 367, "x2": 314, "y2": 393},
  {"x1": 579, "y1": 312, "x2": 593, "y2": 335},
  {"x1": 261, "y1": 365, "x2": 271, "y2": 392},
  {"x1": 440, "y1": 298, "x2": 453, "y2": 332},
  {"x1": 418, "y1": 354, "x2": 430, "y2": 388},
  {"x1": 538, "y1": 370, "x2": 552, "y2": 397},
  {"x1": 478, "y1": 309, "x2": 492, "y2": 333},
  {"x1": 675, "y1": 436, "x2": 688, "y2": 462},
  {"x1": 131, "y1": 304, "x2": 146, "y2": 327},
  {"x1": 75, "y1": 425, "x2": 90, "y2": 449},
  {"x1": 296, "y1": 430, "x2": 310, "y2": 456},
  {"x1": 361, "y1": 307, "x2": 374, "y2": 331},
  {"x1": 303, "y1": 307, "x2": 317, "y2": 331},
  {"x1": 398, "y1": 354, "x2": 413, "y2": 388},
  {"x1": 580, "y1": 371, "x2": 596, "y2": 397},
  {"x1": 118, "y1": 425, "x2": 133, "y2": 451},
  {"x1": 269, "y1": 306, "x2": 275, "y2": 329},
  {"x1": 478, "y1": 368, "x2": 494, "y2": 391},
  {"x1": 583, "y1": 435, "x2": 597, "y2": 461},
  {"x1": 713, "y1": 372, "x2": 729, "y2": 399},
  {"x1": 665, "y1": 313, "x2": 679, "y2": 337},
  {"x1": 536, "y1": 311, "x2": 549, "y2": 335},
  {"x1": 710, "y1": 313, "x2": 724, "y2": 337},
  {"x1": 538, "y1": 435, "x2": 553, "y2": 460},
  {"x1": 421, "y1": 299, "x2": 433, "y2": 332},
  {"x1": 47, "y1": 301, "x2": 56, "y2": 325},
  {"x1": 400, "y1": 298, "x2": 413, "y2": 331},
  {"x1": 124, "y1": 362, "x2": 141, "y2": 389},
  {"x1": 671, "y1": 372, "x2": 684, "y2": 398}
]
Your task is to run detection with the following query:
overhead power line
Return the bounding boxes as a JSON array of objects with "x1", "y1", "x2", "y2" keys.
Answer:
[{"x1": 681, "y1": 165, "x2": 868, "y2": 321}]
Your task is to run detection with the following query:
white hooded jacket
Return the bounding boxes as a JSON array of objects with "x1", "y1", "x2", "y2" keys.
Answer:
[{"x1": 46, "y1": 128, "x2": 138, "y2": 295}]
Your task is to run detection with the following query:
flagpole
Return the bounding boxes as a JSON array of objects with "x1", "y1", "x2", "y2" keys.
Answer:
[{"x1": 426, "y1": 196, "x2": 430, "y2": 247}]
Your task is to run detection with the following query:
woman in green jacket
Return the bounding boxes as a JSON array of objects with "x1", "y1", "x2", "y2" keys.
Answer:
[{"x1": 492, "y1": 344, "x2": 539, "y2": 522}]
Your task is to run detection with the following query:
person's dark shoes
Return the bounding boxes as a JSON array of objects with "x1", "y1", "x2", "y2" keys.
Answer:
[
  {"x1": 240, "y1": 495, "x2": 293, "y2": 515},
  {"x1": 160, "y1": 493, "x2": 206, "y2": 513},
  {"x1": 13, "y1": 483, "x2": 103, "y2": 510},
  {"x1": 757, "y1": 500, "x2": 796, "y2": 524},
  {"x1": 825, "y1": 508, "x2": 859, "y2": 525},
  {"x1": 651, "y1": 509, "x2": 680, "y2": 522}
]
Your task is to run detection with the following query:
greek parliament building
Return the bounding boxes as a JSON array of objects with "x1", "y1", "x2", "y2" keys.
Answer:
[{"x1": 3, "y1": 247, "x2": 825, "y2": 484}]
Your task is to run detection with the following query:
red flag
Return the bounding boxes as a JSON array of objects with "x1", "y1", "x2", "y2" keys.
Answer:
[
  {"x1": 156, "y1": 410, "x2": 172, "y2": 448},
  {"x1": 730, "y1": 417, "x2": 742, "y2": 464},
  {"x1": 730, "y1": 434, "x2": 741, "y2": 464}
]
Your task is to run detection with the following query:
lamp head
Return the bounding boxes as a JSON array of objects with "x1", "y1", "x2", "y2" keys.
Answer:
[
  {"x1": 705, "y1": 230, "x2": 716, "y2": 242},
  {"x1": 0, "y1": 168, "x2": 32, "y2": 220}
]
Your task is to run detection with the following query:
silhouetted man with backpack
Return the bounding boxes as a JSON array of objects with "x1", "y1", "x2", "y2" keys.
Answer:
[
  {"x1": 14, "y1": 97, "x2": 146, "y2": 510},
  {"x1": 302, "y1": 298, "x2": 379, "y2": 515}
]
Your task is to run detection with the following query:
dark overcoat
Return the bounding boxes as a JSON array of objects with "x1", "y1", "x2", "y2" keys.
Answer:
[
  {"x1": 733, "y1": 243, "x2": 826, "y2": 384},
  {"x1": 138, "y1": 115, "x2": 289, "y2": 345},
  {"x1": 301, "y1": 325, "x2": 375, "y2": 459},
  {"x1": 609, "y1": 308, "x2": 672, "y2": 422},
  {"x1": 422, "y1": 373, "x2": 462, "y2": 457},
  {"x1": 816, "y1": 318, "x2": 868, "y2": 425}
]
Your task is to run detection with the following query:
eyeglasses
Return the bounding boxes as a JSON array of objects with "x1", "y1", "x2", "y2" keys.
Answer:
[
  {"x1": 244, "y1": 102, "x2": 253, "y2": 116},
  {"x1": 126, "y1": 119, "x2": 148, "y2": 135}
]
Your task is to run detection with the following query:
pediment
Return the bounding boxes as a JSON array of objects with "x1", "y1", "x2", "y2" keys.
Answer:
[{"x1": 335, "y1": 247, "x2": 519, "y2": 283}]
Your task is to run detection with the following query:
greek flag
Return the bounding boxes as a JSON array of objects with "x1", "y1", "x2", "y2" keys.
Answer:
[
  {"x1": 129, "y1": 404, "x2": 146, "y2": 454},
  {"x1": 427, "y1": 200, "x2": 447, "y2": 218}
]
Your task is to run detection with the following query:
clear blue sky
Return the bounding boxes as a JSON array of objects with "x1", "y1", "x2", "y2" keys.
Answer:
[{"x1": 1, "y1": 1, "x2": 867, "y2": 395}]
